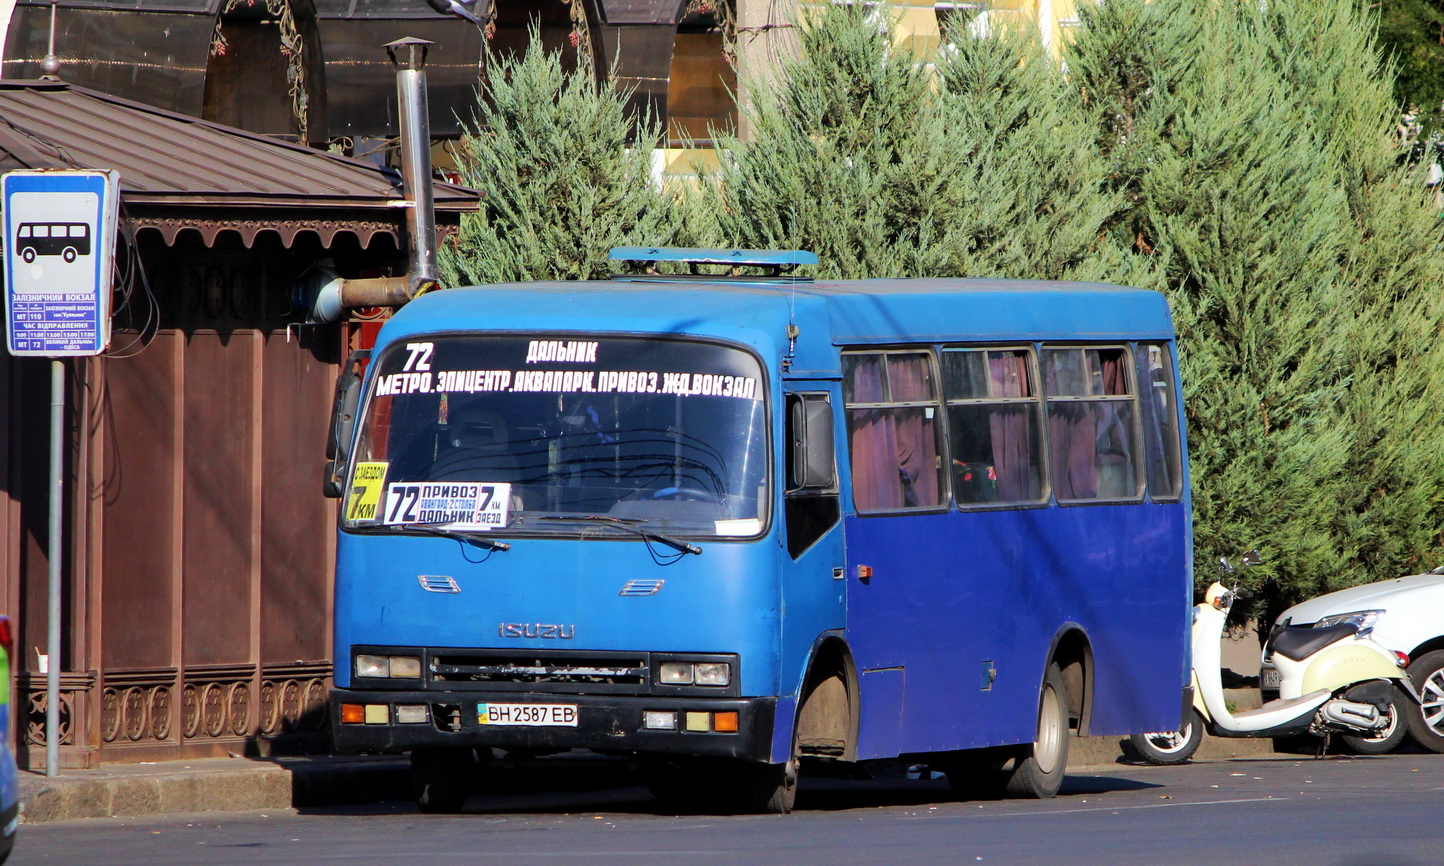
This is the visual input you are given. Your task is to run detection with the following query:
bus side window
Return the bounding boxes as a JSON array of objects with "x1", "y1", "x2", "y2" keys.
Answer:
[
  {"x1": 940, "y1": 348, "x2": 1047, "y2": 506},
  {"x1": 842, "y1": 350, "x2": 947, "y2": 513},
  {"x1": 1136, "y1": 343, "x2": 1183, "y2": 500},
  {"x1": 1042, "y1": 346, "x2": 1142, "y2": 502}
]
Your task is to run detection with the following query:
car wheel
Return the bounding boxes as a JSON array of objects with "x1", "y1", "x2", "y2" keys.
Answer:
[{"x1": 1405, "y1": 650, "x2": 1444, "y2": 754}]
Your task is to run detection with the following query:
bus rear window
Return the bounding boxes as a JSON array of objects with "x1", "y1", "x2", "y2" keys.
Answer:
[{"x1": 1042, "y1": 347, "x2": 1141, "y2": 501}]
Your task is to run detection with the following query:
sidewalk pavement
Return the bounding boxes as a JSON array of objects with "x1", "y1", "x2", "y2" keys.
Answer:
[{"x1": 18, "y1": 691, "x2": 1276, "y2": 824}]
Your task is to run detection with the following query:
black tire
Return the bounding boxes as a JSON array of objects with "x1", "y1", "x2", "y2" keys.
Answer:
[
  {"x1": 410, "y1": 746, "x2": 474, "y2": 814},
  {"x1": 21, "y1": 248, "x2": 34, "y2": 263},
  {"x1": 1340, "y1": 682, "x2": 1409, "y2": 755},
  {"x1": 62, "y1": 247, "x2": 76, "y2": 263},
  {"x1": 732, "y1": 759, "x2": 797, "y2": 814},
  {"x1": 641, "y1": 756, "x2": 725, "y2": 812},
  {"x1": 1127, "y1": 707, "x2": 1204, "y2": 765},
  {"x1": 1406, "y1": 650, "x2": 1444, "y2": 753},
  {"x1": 1003, "y1": 663, "x2": 1070, "y2": 799}
]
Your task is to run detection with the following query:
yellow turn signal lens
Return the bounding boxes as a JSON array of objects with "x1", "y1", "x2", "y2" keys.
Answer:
[
  {"x1": 340, "y1": 703, "x2": 366, "y2": 724},
  {"x1": 712, "y1": 711, "x2": 739, "y2": 733}
]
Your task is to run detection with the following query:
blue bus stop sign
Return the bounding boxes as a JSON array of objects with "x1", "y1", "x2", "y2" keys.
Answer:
[{"x1": 3, "y1": 170, "x2": 120, "y2": 357}]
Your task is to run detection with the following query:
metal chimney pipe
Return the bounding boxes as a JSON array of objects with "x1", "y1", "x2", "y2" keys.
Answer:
[
  {"x1": 297, "y1": 37, "x2": 443, "y2": 322},
  {"x1": 386, "y1": 37, "x2": 439, "y2": 291}
]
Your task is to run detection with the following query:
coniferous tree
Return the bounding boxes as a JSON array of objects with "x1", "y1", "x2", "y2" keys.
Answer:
[
  {"x1": 929, "y1": 22, "x2": 1131, "y2": 282},
  {"x1": 439, "y1": 31, "x2": 678, "y2": 285},
  {"x1": 697, "y1": 5, "x2": 956, "y2": 278},
  {"x1": 1068, "y1": 0, "x2": 1444, "y2": 612}
]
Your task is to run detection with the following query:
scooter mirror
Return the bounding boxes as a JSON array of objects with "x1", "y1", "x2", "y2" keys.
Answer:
[{"x1": 1241, "y1": 549, "x2": 1262, "y2": 567}]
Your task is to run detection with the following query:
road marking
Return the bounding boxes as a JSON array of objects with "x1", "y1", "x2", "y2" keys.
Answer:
[{"x1": 950, "y1": 796, "x2": 1289, "y2": 818}]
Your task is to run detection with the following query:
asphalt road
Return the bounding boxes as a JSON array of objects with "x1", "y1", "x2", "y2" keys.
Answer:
[{"x1": 13, "y1": 753, "x2": 1444, "y2": 866}]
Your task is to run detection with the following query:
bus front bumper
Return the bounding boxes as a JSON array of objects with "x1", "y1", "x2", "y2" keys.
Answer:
[{"x1": 331, "y1": 689, "x2": 776, "y2": 761}]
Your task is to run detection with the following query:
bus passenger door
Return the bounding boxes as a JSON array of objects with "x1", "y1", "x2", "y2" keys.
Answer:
[{"x1": 779, "y1": 388, "x2": 846, "y2": 729}]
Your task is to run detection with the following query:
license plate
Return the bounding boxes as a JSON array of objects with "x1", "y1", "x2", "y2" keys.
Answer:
[
  {"x1": 477, "y1": 703, "x2": 578, "y2": 727},
  {"x1": 1261, "y1": 667, "x2": 1281, "y2": 690}
]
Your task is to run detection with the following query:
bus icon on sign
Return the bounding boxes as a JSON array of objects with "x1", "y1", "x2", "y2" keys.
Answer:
[{"x1": 16, "y1": 222, "x2": 91, "y2": 263}]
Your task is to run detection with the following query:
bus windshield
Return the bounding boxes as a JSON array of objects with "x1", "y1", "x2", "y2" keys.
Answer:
[{"x1": 342, "y1": 335, "x2": 769, "y2": 539}]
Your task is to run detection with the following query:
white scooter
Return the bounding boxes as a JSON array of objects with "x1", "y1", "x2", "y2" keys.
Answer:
[{"x1": 1130, "y1": 551, "x2": 1420, "y2": 764}]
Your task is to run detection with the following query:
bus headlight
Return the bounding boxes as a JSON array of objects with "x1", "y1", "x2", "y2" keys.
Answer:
[
  {"x1": 355, "y1": 654, "x2": 389, "y2": 678},
  {"x1": 659, "y1": 662, "x2": 695, "y2": 684},
  {"x1": 659, "y1": 661, "x2": 731, "y2": 686},
  {"x1": 355, "y1": 654, "x2": 423, "y2": 679},
  {"x1": 695, "y1": 662, "x2": 731, "y2": 686}
]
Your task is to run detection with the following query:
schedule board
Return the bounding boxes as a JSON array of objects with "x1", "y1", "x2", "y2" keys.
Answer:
[{"x1": 3, "y1": 170, "x2": 120, "y2": 356}]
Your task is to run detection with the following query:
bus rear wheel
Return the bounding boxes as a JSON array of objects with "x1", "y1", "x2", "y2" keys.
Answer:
[
  {"x1": 1003, "y1": 663, "x2": 1070, "y2": 799},
  {"x1": 410, "y1": 746, "x2": 474, "y2": 814}
]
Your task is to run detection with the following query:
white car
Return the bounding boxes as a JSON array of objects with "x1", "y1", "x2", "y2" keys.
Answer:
[{"x1": 1260, "y1": 569, "x2": 1444, "y2": 753}]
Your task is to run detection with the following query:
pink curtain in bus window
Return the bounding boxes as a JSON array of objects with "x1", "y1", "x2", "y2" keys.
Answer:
[
  {"x1": 850, "y1": 409, "x2": 903, "y2": 510},
  {"x1": 847, "y1": 358, "x2": 902, "y2": 510},
  {"x1": 894, "y1": 409, "x2": 938, "y2": 506},
  {"x1": 1050, "y1": 403, "x2": 1097, "y2": 499},
  {"x1": 889, "y1": 355, "x2": 939, "y2": 507},
  {"x1": 988, "y1": 352, "x2": 1032, "y2": 501}
]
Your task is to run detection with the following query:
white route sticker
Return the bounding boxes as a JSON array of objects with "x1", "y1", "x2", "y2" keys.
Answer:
[{"x1": 383, "y1": 482, "x2": 511, "y2": 530}]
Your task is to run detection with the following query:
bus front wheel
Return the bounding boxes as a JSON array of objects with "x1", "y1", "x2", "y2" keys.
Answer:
[
  {"x1": 1003, "y1": 662, "x2": 1070, "y2": 799},
  {"x1": 21, "y1": 249, "x2": 34, "y2": 263},
  {"x1": 735, "y1": 752, "x2": 798, "y2": 814},
  {"x1": 410, "y1": 746, "x2": 474, "y2": 814}
]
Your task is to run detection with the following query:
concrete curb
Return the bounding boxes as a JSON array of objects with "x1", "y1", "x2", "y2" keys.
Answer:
[{"x1": 18, "y1": 757, "x2": 411, "y2": 825}]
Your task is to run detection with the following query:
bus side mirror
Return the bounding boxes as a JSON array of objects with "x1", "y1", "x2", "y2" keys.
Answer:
[
  {"x1": 324, "y1": 349, "x2": 370, "y2": 499},
  {"x1": 788, "y1": 394, "x2": 835, "y2": 490}
]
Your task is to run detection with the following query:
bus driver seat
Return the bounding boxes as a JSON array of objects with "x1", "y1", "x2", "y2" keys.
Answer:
[{"x1": 432, "y1": 408, "x2": 528, "y2": 510}]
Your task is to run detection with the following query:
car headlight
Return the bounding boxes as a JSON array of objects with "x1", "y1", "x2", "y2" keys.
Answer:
[{"x1": 1314, "y1": 609, "x2": 1384, "y2": 630}]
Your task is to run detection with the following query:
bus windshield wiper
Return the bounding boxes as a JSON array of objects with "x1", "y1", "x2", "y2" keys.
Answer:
[
  {"x1": 391, "y1": 522, "x2": 511, "y2": 551},
  {"x1": 539, "y1": 515, "x2": 701, "y2": 556}
]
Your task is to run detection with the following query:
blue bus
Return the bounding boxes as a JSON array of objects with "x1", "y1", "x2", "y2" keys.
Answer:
[{"x1": 326, "y1": 247, "x2": 1192, "y2": 814}]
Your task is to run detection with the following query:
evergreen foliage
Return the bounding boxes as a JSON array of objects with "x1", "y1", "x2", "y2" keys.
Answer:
[
  {"x1": 697, "y1": 4, "x2": 948, "y2": 278},
  {"x1": 440, "y1": 0, "x2": 1444, "y2": 612},
  {"x1": 695, "y1": 6, "x2": 1125, "y2": 281},
  {"x1": 1067, "y1": 0, "x2": 1444, "y2": 614},
  {"x1": 438, "y1": 31, "x2": 678, "y2": 285},
  {"x1": 1377, "y1": 0, "x2": 1444, "y2": 135}
]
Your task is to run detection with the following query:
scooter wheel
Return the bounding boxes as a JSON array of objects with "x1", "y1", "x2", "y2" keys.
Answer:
[
  {"x1": 1340, "y1": 682, "x2": 1409, "y2": 755},
  {"x1": 1126, "y1": 707, "x2": 1203, "y2": 765}
]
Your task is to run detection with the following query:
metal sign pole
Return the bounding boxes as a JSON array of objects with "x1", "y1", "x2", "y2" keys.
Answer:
[
  {"x1": 46, "y1": 359, "x2": 63, "y2": 777},
  {"x1": 4, "y1": 167, "x2": 119, "y2": 777}
]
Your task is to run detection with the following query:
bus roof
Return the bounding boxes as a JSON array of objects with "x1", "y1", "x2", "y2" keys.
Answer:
[{"x1": 379, "y1": 277, "x2": 1175, "y2": 377}]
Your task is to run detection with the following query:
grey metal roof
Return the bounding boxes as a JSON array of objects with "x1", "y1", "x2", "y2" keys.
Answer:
[{"x1": 0, "y1": 78, "x2": 479, "y2": 247}]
